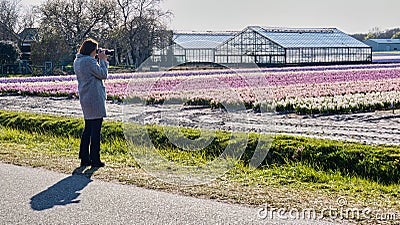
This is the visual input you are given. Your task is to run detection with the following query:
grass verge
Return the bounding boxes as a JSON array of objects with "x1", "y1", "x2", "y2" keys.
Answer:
[{"x1": 0, "y1": 111, "x2": 399, "y2": 224}]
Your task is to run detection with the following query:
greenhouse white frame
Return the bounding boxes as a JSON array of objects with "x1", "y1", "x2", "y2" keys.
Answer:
[{"x1": 152, "y1": 26, "x2": 372, "y2": 67}]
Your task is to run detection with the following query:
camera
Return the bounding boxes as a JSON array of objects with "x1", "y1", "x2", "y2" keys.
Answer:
[{"x1": 97, "y1": 48, "x2": 115, "y2": 55}]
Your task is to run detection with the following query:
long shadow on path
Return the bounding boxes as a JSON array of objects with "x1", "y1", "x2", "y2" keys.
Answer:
[{"x1": 30, "y1": 166, "x2": 99, "y2": 211}]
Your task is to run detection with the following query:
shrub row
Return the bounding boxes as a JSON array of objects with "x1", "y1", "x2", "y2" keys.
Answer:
[{"x1": 0, "y1": 110, "x2": 399, "y2": 184}]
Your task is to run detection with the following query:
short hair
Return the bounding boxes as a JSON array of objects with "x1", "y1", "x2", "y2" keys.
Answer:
[{"x1": 78, "y1": 38, "x2": 98, "y2": 56}]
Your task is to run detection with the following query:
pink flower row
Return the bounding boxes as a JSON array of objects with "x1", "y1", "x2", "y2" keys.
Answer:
[{"x1": 0, "y1": 64, "x2": 399, "y2": 105}]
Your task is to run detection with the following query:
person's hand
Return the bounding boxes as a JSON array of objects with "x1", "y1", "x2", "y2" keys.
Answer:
[{"x1": 97, "y1": 50, "x2": 108, "y2": 61}]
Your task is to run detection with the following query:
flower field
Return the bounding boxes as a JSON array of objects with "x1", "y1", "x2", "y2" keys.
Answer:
[
  {"x1": 1, "y1": 63, "x2": 400, "y2": 114},
  {"x1": 372, "y1": 51, "x2": 400, "y2": 63}
]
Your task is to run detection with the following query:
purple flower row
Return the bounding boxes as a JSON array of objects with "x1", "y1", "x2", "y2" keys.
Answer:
[
  {"x1": 131, "y1": 67, "x2": 400, "y2": 92},
  {"x1": 1, "y1": 63, "x2": 400, "y2": 105},
  {"x1": 1, "y1": 63, "x2": 399, "y2": 84}
]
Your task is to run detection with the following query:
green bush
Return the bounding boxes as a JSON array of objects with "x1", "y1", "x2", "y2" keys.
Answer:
[{"x1": 0, "y1": 41, "x2": 20, "y2": 64}]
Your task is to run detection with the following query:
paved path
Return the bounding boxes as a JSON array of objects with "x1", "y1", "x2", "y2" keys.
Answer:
[
  {"x1": 0, "y1": 162, "x2": 339, "y2": 225},
  {"x1": 0, "y1": 95, "x2": 400, "y2": 146}
]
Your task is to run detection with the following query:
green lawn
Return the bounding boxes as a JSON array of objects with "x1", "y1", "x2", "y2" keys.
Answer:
[{"x1": 0, "y1": 110, "x2": 399, "y2": 224}]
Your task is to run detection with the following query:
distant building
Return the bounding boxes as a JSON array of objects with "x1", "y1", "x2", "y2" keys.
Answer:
[
  {"x1": 0, "y1": 26, "x2": 38, "y2": 63},
  {"x1": 364, "y1": 39, "x2": 400, "y2": 52},
  {"x1": 152, "y1": 31, "x2": 236, "y2": 66},
  {"x1": 18, "y1": 28, "x2": 39, "y2": 61},
  {"x1": 152, "y1": 26, "x2": 372, "y2": 67},
  {"x1": 216, "y1": 26, "x2": 371, "y2": 66}
]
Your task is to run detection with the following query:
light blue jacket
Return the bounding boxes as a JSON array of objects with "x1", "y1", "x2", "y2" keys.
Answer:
[{"x1": 73, "y1": 54, "x2": 109, "y2": 120}]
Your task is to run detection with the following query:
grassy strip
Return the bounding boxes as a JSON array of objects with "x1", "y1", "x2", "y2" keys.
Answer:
[
  {"x1": 0, "y1": 110, "x2": 400, "y2": 185},
  {"x1": 0, "y1": 110, "x2": 123, "y2": 140},
  {"x1": 0, "y1": 126, "x2": 399, "y2": 224}
]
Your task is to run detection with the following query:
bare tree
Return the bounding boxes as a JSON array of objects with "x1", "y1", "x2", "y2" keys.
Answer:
[
  {"x1": 3, "y1": 0, "x2": 172, "y2": 67},
  {"x1": 38, "y1": 0, "x2": 117, "y2": 52},
  {"x1": 0, "y1": 0, "x2": 21, "y2": 41},
  {"x1": 115, "y1": 0, "x2": 172, "y2": 67},
  {"x1": 18, "y1": 5, "x2": 40, "y2": 31},
  {"x1": 30, "y1": 31, "x2": 71, "y2": 66}
]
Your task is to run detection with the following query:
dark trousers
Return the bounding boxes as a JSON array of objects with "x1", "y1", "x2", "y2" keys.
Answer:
[{"x1": 79, "y1": 118, "x2": 103, "y2": 163}]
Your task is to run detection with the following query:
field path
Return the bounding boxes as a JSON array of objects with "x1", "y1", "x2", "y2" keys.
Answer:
[
  {"x1": 0, "y1": 162, "x2": 337, "y2": 225},
  {"x1": 0, "y1": 95, "x2": 399, "y2": 146}
]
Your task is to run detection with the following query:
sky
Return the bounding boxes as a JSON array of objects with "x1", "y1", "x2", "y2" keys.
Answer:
[{"x1": 21, "y1": 0, "x2": 400, "y2": 34}]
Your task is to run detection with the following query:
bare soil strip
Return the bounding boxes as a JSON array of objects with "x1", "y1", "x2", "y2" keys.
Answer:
[{"x1": 1, "y1": 95, "x2": 399, "y2": 146}]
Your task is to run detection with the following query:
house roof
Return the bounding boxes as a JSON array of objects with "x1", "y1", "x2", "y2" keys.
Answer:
[
  {"x1": 249, "y1": 26, "x2": 370, "y2": 48},
  {"x1": 18, "y1": 28, "x2": 39, "y2": 42}
]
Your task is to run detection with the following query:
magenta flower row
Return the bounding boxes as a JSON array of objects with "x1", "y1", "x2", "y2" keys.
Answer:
[{"x1": 0, "y1": 64, "x2": 399, "y2": 103}]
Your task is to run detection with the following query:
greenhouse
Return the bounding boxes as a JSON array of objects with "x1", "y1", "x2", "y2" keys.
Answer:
[
  {"x1": 151, "y1": 31, "x2": 235, "y2": 66},
  {"x1": 216, "y1": 26, "x2": 372, "y2": 66},
  {"x1": 152, "y1": 26, "x2": 372, "y2": 67}
]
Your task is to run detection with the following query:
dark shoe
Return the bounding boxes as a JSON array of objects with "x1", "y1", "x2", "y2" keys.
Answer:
[
  {"x1": 91, "y1": 161, "x2": 105, "y2": 167},
  {"x1": 72, "y1": 166, "x2": 86, "y2": 175},
  {"x1": 80, "y1": 160, "x2": 92, "y2": 167}
]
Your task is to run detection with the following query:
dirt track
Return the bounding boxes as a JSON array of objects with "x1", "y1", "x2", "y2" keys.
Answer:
[{"x1": 1, "y1": 95, "x2": 399, "y2": 146}]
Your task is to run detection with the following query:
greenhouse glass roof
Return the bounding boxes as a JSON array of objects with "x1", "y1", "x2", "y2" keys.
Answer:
[
  {"x1": 249, "y1": 26, "x2": 370, "y2": 48},
  {"x1": 173, "y1": 32, "x2": 235, "y2": 49}
]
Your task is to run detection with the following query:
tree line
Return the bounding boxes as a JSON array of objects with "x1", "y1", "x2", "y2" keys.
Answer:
[
  {"x1": 351, "y1": 27, "x2": 400, "y2": 41},
  {"x1": 0, "y1": 0, "x2": 172, "y2": 68},
  {"x1": 2, "y1": 0, "x2": 400, "y2": 68}
]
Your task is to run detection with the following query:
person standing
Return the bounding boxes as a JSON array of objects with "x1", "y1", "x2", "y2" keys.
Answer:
[{"x1": 73, "y1": 38, "x2": 109, "y2": 167}]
